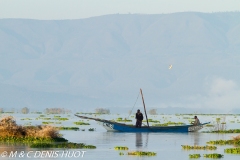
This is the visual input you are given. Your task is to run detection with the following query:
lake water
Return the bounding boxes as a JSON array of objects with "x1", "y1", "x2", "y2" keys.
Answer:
[{"x1": 1, "y1": 113, "x2": 240, "y2": 159}]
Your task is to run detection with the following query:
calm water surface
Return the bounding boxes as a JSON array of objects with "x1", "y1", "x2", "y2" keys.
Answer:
[{"x1": 1, "y1": 113, "x2": 240, "y2": 160}]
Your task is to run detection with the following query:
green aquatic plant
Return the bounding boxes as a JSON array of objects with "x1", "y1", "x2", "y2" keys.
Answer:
[
  {"x1": 206, "y1": 139, "x2": 240, "y2": 145},
  {"x1": 143, "y1": 119, "x2": 160, "y2": 123},
  {"x1": 83, "y1": 145, "x2": 96, "y2": 149},
  {"x1": 30, "y1": 142, "x2": 96, "y2": 149},
  {"x1": 127, "y1": 151, "x2": 156, "y2": 156},
  {"x1": 119, "y1": 152, "x2": 124, "y2": 155},
  {"x1": 0, "y1": 137, "x2": 67, "y2": 143},
  {"x1": 88, "y1": 128, "x2": 95, "y2": 131},
  {"x1": 152, "y1": 123, "x2": 168, "y2": 126},
  {"x1": 21, "y1": 118, "x2": 32, "y2": 120},
  {"x1": 205, "y1": 124, "x2": 214, "y2": 127},
  {"x1": 224, "y1": 147, "x2": 240, "y2": 154},
  {"x1": 203, "y1": 153, "x2": 223, "y2": 158},
  {"x1": 114, "y1": 146, "x2": 129, "y2": 150},
  {"x1": 42, "y1": 121, "x2": 54, "y2": 124},
  {"x1": 54, "y1": 117, "x2": 69, "y2": 121},
  {"x1": 57, "y1": 127, "x2": 79, "y2": 130},
  {"x1": 181, "y1": 145, "x2": 217, "y2": 150},
  {"x1": 116, "y1": 118, "x2": 132, "y2": 122},
  {"x1": 189, "y1": 154, "x2": 201, "y2": 158},
  {"x1": 208, "y1": 129, "x2": 240, "y2": 133},
  {"x1": 74, "y1": 121, "x2": 90, "y2": 125}
]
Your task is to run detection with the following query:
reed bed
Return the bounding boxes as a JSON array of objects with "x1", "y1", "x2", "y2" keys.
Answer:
[{"x1": 0, "y1": 116, "x2": 64, "y2": 142}]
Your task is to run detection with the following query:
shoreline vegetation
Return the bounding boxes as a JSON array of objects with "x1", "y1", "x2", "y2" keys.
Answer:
[{"x1": 0, "y1": 116, "x2": 96, "y2": 149}]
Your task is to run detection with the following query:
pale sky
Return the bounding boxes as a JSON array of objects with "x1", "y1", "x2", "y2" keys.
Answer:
[{"x1": 0, "y1": 0, "x2": 240, "y2": 20}]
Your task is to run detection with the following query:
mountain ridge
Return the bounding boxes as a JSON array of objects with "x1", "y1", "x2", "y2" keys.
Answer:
[{"x1": 1, "y1": 12, "x2": 240, "y2": 112}]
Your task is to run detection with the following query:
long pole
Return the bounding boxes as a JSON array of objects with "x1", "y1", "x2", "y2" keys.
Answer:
[{"x1": 140, "y1": 88, "x2": 149, "y2": 127}]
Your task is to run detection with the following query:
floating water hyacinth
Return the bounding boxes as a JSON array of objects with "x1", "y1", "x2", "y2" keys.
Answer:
[
  {"x1": 116, "y1": 118, "x2": 132, "y2": 122},
  {"x1": 119, "y1": 152, "x2": 124, "y2": 155},
  {"x1": 203, "y1": 153, "x2": 223, "y2": 158},
  {"x1": 209, "y1": 129, "x2": 240, "y2": 133},
  {"x1": 88, "y1": 128, "x2": 95, "y2": 131},
  {"x1": 57, "y1": 127, "x2": 79, "y2": 130},
  {"x1": 189, "y1": 154, "x2": 201, "y2": 158},
  {"x1": 207, "y1": 140, "x2": 234, "y2": 145},
  {"x1": 224, "y1": 147, "x2": 240, "y2": 154},
  {"x1": 181, "y1": 145, "x2": 217, "y2": 150},
  {"x1": 74, "y1": 121, "x2": 90, "y2": 125},
  {"x1": 127, "y1": 151, "x2": 156, "y2": 156},
  {"x1": 114, "y1": 146, "x2": 129, "y2": 150},
  {"x1": 30, "y1": 142, "x2": 96, "y2": 149}
]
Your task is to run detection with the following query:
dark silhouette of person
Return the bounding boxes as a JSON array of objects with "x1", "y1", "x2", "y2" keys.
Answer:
[
  {"x1": 191, "y1": 116, "x2": 200, "y2": 125},
  {"x1": 135, "y1": 109, "x2": 143, "y2": 128}
]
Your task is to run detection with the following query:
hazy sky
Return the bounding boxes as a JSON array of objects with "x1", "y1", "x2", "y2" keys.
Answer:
[{"x1": 0, "y1": 0, "x2": 240, "y2": 20}]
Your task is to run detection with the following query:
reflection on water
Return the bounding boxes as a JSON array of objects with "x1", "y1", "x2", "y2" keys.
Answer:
[
  {"x1": 135, "y1": 133, "x2": 149, "y2": 148},
  {"x1": 189, "y1": 132, "x2": 200, "y2": 145},
  {"x1": 136, "y1": 133, "x2": 142, "y2": 148}
]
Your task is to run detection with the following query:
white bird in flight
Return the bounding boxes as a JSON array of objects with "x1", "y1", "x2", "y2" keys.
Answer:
[{"x1": 169, "y1": 64, "x2": 173, "y2": 69}]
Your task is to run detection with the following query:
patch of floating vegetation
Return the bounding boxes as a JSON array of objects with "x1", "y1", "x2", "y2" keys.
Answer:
[
  {"x1": 189, "y1": 154, "x2": 201, "y2": 158},
  {"x1": 42, "y1": 121, "x2": 54, "y2": 124},
  {"x1": 143, "y1": 119, "x2": 160, "y2": 123},
  {"x1": 116, "y1": 118, "x2": 132, "y2": 122},
  {"x1": 30, "y1": 142, "x2": 96, "y2": 149},
  {"x1": 54, "y1": 117, "x2": 69, "y2": 121},
  {"x1": 21, "y1": 118, "x2": 32, "y2": 120},
  {"x1": 205, "y1": 124, "x2": 214, "y2": 127},
  {"x1": 181, "y1": 145, "x2": 217, "y2": 150},
  {"x1": 0, "y1": 137, "x2": 67, "y2": 143},
  {"x1": 3, "y1": 112, "x2": 15, "y2": 114},
  {"x1": 204, "y1": 129, "x2": 240, "y2": 133},
  {"x1": 56, "y1": 127, "x2": 79, "y2": 130},
  {"x1": 206, "y1": 140, "x2": 240, "y2": 145},
  {"x1": 74, "y1": 121, "x2": 90, "y2": 125},
  {"x1": 203, "y1": 153, "x2": 223, "y2": 158},
  {"x1": 127, "y1": 151, "x2": 156, "y2": 156},
  {"x1": 224, "y1": 147, "x2": 240, "y2": 154},
  {"x1": 114, "y1": 146, "x2": 129, "y2": 150},
  {"x1": 88, "y1": 128, "x2": 95, "y2": 131},
  {"x1": 119, "y1": 152, "x2": 124, "y2": 155}
]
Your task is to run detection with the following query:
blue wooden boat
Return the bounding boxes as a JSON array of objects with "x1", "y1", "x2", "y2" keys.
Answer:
[
  {"x1": 74, "y1": 114, "x2": 209, "y2": 132},
  {"x1": 75, "y1": 88, "x2": 209, "y2": 132}
]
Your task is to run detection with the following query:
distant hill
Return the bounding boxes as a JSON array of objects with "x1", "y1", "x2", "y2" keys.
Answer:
[{"x1": 1, "y1": 12, "x2": 240, "y2": 112}]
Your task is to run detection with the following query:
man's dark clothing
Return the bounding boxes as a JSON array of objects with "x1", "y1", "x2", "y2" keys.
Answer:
[{"x1": 135, "y1": 112, "x2": 143, "y2": 128}]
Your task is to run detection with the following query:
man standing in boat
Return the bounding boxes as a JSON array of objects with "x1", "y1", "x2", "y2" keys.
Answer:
[{"x1": 135, "y1": 109, "x2": 144, "y2": 128}]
